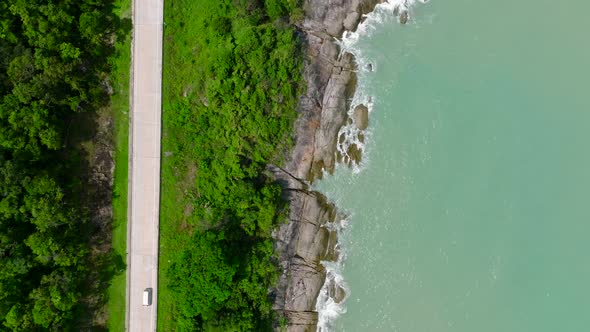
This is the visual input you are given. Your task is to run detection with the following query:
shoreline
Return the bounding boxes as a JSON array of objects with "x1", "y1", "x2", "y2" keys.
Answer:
[{"x1": 271, "y1": 0, "x2": 385, "y2": 330}]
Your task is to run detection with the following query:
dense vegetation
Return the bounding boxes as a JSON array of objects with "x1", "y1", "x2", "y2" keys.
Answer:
[
  {"x1": 0, "y1": 0, "x2": 129, "y2": 330},
  {"x1": 159, "y1": 0, "x2": 303, "y2": 330}
]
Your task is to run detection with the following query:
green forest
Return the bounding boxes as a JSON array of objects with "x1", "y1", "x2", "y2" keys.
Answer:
[
  {"x1": 0, "y1": 0, "x2": 129, "y2": 330},
  {"x1": 159, "y1": 0, "x2": 304, "y2": 330}
]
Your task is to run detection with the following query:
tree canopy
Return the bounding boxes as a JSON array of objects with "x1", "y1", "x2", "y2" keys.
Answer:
[{"x1": 0, "y1": 0, "x2": 125, "y2": 329}]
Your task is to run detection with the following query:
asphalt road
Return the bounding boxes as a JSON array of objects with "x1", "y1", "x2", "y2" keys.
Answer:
[{"x1": 126, "y1": 0, "x2": 163, "y2": 331}]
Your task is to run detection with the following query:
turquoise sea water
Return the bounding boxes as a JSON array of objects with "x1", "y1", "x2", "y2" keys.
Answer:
[{"x1": 316, "y1": 0, "x2": 590, "y2": 331}]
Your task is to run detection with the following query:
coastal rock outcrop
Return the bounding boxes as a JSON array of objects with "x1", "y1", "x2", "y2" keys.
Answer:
[
  {"x1": 287, "y1": 0, "x2": 384, "y2": 181},
  {"x1": 270, "y1": 164, "x2": 341, "y2": 332},
  {"x1": 272, "y1": 0, "x2": 384, "y2": 330},
  {"x1": 326, "y1": 277, "x2": 347, "y2": 304},
  {"x1": 399, "y1": 10, "x2": 409, "y2": 24},
  {"x1": 353, "y1": 104, "x2": 369, "y2": 130}
]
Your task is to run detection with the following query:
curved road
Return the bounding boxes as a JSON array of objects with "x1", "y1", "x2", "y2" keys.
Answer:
[{"x1": 126, "y1": 0, "x2": 163, "y2": 331}]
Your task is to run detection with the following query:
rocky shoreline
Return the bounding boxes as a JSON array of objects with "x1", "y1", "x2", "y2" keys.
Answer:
[{"x1": 270, "y1": 0, "x2": 386, "y2": 330}]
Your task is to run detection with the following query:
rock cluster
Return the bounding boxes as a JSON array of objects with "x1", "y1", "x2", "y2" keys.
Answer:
[
  {"x1": 271, "y1": 0, "x2": 383, "y2": 330},
  {"x1": 287, "y1": 0, "x2": 383, "y2": 181},
  {"x1": 353, "y1": 104, "x2": 369, "y2": 130}
]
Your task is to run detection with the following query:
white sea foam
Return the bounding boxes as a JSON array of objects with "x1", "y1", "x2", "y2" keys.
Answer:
[
  {"x1": 336, "y1": 0, "x2": 428, "y2": 173},
  {"x1": 315, "y1": 1, "x2": 429, "y2": 331},
  {"x1": 316, "y1": 218, "x2": 350, "y2": 331},
  {"x1": 341, "y1": 0, "x2": 429, "y2": 52}
]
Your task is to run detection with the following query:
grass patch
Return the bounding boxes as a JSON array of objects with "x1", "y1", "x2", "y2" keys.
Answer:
[
  {"x1": 158, "y1": 1, "x2": 199, "y2": 328},
  {"x1": 106, "y1": 0, "x2": 132, "y2": 330}
]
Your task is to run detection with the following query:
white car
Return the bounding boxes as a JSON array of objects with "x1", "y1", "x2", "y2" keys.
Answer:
[{"x1": 143, "y1": 288, "x2": 153, "y2": 306}]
